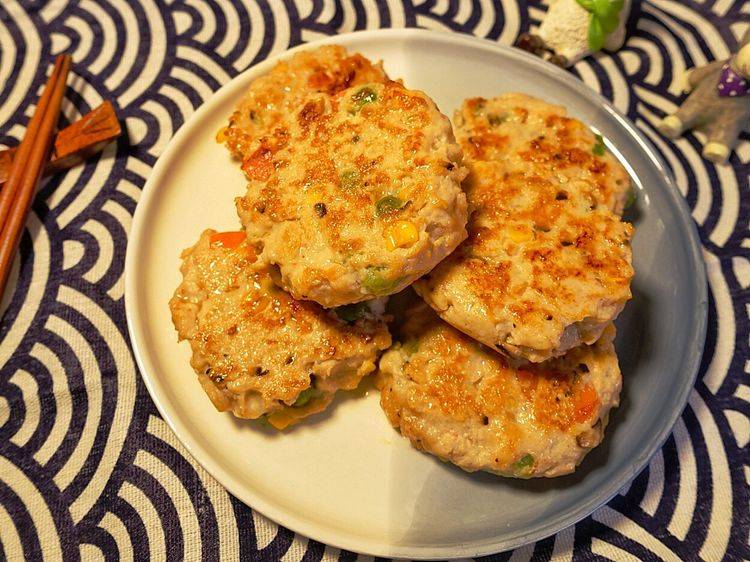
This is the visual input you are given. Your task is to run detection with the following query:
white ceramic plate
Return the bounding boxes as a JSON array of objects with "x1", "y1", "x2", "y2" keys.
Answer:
[{"x1": 125, "y1": 29, "x2": 707, "y2": 558}]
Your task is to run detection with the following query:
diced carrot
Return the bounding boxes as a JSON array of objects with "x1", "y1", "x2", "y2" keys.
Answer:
[
  {"x1": 209, "y1": 231, "x2": 246, "y2": 249},
  {"x1": 574, "y1": 384, "x2": 600, "y2": 423},
  {"x1": 241, "y1": 146, "x2": 273, "y2": 181}
]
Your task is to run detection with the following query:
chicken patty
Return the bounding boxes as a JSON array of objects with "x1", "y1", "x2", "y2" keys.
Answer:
[
  {"x1": 236, "y1": 80, "x2": 468, "y2": 307},
  {"x1": 219, "y1": 45, "x2": 389, "y2": 162},
  {"x1": 414, "y1": 94, "x2": 633, "y2": 362},
  {"x1": 377, "y1": 302, "x2": 621, "y2": 478},
  {"x1": 169, "y1": 230, "x2": 391, "y2": 429}
]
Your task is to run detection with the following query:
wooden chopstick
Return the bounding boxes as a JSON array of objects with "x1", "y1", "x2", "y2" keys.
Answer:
[
  {"x1": 0, "y1": 56, "x2": 66, "y2": 230},
  {"x1": 0, "y1": 101, "x2": 122, "y2": 186},
  {"x1": 0, "y1": 54, "x2": 71, "y2": 298}
]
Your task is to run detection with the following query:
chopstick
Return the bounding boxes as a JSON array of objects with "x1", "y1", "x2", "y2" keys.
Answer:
[
  {"x1": 0, "y1": 56, "x2": 67, "y2": 228},
  {"x1": 0, "y1": 54, "x2": 71, "y2": 298},
  {"x1": 0, "y1": 101, "x2": 122, "y2": 186}
]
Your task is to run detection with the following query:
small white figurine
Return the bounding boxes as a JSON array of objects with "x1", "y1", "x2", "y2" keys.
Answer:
[
  {"x1": 657, "y1": 29, "x2": 750, "y2": 163},
  {"x1": 517, "y1": 0, "x2": 632, "y2": 67}
]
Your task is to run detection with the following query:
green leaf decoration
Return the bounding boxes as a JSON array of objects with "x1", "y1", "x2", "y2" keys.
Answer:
[
  {"x1": 592, "y1": 0, "x2": 611, "y2": 18},
  {"x1": 588, "y1": 14, "x2": 606, "y2": 52},
  {"x1": 576, "y1": 0, "x2": 625, "y2": 52},
  {"x1": 601, "y1": 9, "x2": 620, "y2": 33}
]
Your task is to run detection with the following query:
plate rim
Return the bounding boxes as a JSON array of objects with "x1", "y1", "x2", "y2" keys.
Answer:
[{"x1": 124, "y1": 28, "x2": 708, "y2": 559}]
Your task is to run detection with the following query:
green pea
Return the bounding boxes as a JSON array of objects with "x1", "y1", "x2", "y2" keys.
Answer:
[
  {"x1": 293, "y1": 387, "x2": 322, "y2": 407},
  {"x1": 362, "y1": 268, "x2": 402, "y2": 295},
  {"x1": 351, "y1": 87, "x2": 378, "y2": 112},
  {"x1": 335, "y1": 302, "x2": 371, "y2": 323},
  {"x1": 375, "y1": 195, "x2": 407, "y2": 216},
  {"x1": 592, "y1": 133, "x2": 606, "y2": 156},
  {"x1": 624, "y1": 188, "x2": 637, "y2": 209},
  {"x1": 513, "y1": 453, "x2": 535, "y2": 472},
  {"x1": 340, "y1": 170, "x2": 359, "y2": 190},
  {"x1": 488, "y1": 113, "x2": 508, "y2": 126},
  {"x1": 402, "y1": 339, "x2": 420, "y2": 355},
  {"x1": 471, "y1": 100, "x2": 486, "y2": 116}
]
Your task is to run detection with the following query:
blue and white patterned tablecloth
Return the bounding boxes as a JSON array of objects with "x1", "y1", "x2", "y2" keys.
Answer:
[{"x1": 0, "y1": 1, "x2": 747, "y2": 560}]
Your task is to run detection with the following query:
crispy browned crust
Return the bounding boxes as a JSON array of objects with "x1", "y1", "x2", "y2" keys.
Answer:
[
  {"x1": 377, "y1": 302, "x2": 621, "y2": 477},
  {"x1": 414, "y1": 93, "x2": 634, "y2": 362},
  {"x1": 457, "y1": 95, "x2": 631, "y2": 213},
  {"x1": 221, "y1": 45, "x2": 389, "y2": 160},
  {"x1": 235, "y1": 80, "x2": 467, "y2": 306},
  {"x1": 169, "y1": 230, "x2": 391, "y2": 428}
]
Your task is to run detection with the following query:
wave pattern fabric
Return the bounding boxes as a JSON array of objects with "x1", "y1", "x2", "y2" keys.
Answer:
[{"x1": 0, "y1": 1, "x2": 747, "y2": 560}]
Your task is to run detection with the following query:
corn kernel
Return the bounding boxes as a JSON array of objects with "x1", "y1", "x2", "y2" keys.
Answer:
[
  {"x1": 304, "y1": 188, "x2": 322, "y2": 206},
  {"x1": 508, "y1": 225, "x2": 533, "y2": 243},
  {"x1": 385, "y1": 220, "x2": 419, "y2": 250},
  {"x1": 216, "y1": 126, "x2": 228, "y2": 144}
]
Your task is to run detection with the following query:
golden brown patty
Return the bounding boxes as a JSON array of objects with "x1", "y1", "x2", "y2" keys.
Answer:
[
  {"x1": 236, "y1": 80, "x2": 468, "y2": 307},
  {"x1": 169, "y1": 230, "x2": 391, "y2": 429},
  {"x1": 377, "y1": 302, "x2": 621, "y2": 478},
  {"x1": 454, "y1": 93, "x2": 632, "y2": 214},
  {"x1": 414, "y1": 94, "x2": 633, "y2": 362},
  {"x1": 220, "y1": 45, "x2": 389, "y2": 162}
]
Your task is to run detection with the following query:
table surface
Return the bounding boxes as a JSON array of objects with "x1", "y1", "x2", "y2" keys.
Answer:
[{"x1": 0, "y1": 1, "x2": 747, "y2": 561}]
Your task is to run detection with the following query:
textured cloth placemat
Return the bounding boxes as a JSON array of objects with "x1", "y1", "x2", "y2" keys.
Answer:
[{"x1": 0, "y1": 1, "x2": 747, "y2": 560}]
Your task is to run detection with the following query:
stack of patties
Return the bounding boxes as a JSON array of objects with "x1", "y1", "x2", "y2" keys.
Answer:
[
  {"x1": 378, "y1": 94, "x2": 634, "y2": 477},
  {"x1": 170, "y1": 46, "x2": 468, "y2": 429},
  {"x1": 169, "y1": 45, "x2": 635, "y2": 477}
]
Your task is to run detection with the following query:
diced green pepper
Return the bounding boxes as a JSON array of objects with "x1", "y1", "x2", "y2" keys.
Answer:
[
  {"x1": 293, "y1": 387, "x2": 322, "y2": 407},
  {"x1": 335, "y1": 302, "x2": 370, "y2": 323},
  {"x1": 375, "y1": 195, "x2": 407, "y2": 216},
  {"x1": 513, "y1": 453, "x2": 535, "y2": 473},
  {"x1": 257, "y1": 415, "x2": 271, "y2": 427},
  {"x1": 592, "y1": 133, "x2": 606, "y2": 156}
]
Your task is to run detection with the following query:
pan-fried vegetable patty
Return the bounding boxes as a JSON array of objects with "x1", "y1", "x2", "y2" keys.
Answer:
[
  {"x1": 219, "y1": 45, "x2": 388, "y2": 163},
  {"x1": 377, "y1": 302, "x2": 621, "y2": 478},
  {"x1": 414, "y1": 94, "x2": 633, "y2": 362},
  {"x1": 236, "y1": 80, "x2": 468, "y2": 307},
  {"x1": 169, "y1": 230, "x2": 391, "y2": 429}
]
